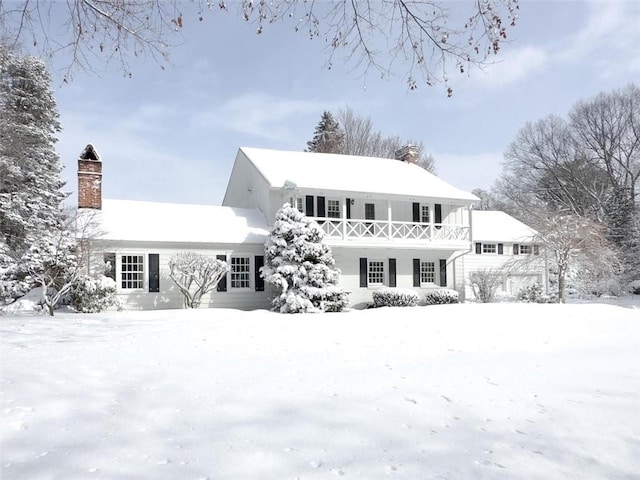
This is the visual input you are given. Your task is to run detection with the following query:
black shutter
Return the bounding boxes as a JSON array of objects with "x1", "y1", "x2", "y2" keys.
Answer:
[
  {"x1": 305, "y1": 195, "x2": 315, "y2": 217},
  {"x1": 359, "y1": 258, "x2": 368, "y2": 287},
  {"x1": 439, "y1": 259, "x2": 447, "y2": 287},
  {"x1": 346, "y1": 198, "x2": 351, "y2": 219},
  {"x1": 217, "y1": 254, "x2": 227, "y2": 291},
  {"x1": 148, "y1": 253, "x2": 160, "y2": 292},
  {"x1": 412, "y1": 202, "x2": 420, "y2": 222},
  {"x1": 534, "y1": 245, "x2": 540, "y2": 256},
  {"x1": 498, "y1": 243, "x2": 504, "y2": 255},
  {"x1": 254, "y1": 255, "x2": 264, "y2": 291},
  {"x1": 389, "y1": 258, "x2": 396, "y2": 287},
  {"x1": 413, "y1": 259, "x2": 420, "y2": 287},
  {"x1": 513, "y1": 244, "x2": 519, "y2": 256},
  {"x1": 435, "y1": 203, "x2": 442, "y2": 228},
  {"x1": 317, "y1": 196, "x2": 326, "y2": 217},
  {"x1": 475, "y1": 242, "x2": 482, "y2": 254}
]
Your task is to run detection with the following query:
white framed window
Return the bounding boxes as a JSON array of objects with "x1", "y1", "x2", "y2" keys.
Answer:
[
  {"x1": 519, "y1": 245, "x2": 532, "y2": 255},
  {"x1": 121, "y1": 255, "x2": 144, "y2": 289},
  {"x1": 289, "y1": 197, "x2": 303, "y2": 212},
  {"x1": 327, "y1": 199, "x2": 341, "y2": 218},
  {"x1": 368, "y1": 260, "x2": 385, "y2": 285},
  {"x1": 230, "y1": 256, "x2": 251, "y2": 289},
  {"x1": 420, "y1": 261, "x2": 436, "y2": 284},
  {"x1": 421, "y1": 205, "x2": 430, "y2": 223},
  {"x1": 482, "y1": 243, "x2": 497, "y2": 254}
]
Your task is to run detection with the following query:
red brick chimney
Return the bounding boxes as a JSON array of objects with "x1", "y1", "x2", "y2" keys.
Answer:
[{"x1": 77, "y1": 144, "x2": 102, "y2": 209}]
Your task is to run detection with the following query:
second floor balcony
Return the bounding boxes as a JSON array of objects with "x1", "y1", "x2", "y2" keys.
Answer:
[{"x1": 310, "y1": 217, "x2": 470, "y2": 248}]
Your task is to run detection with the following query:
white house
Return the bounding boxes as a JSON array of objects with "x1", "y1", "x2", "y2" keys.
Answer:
[
  {"x1": 456, "y1": 210, "x2": 547, "y2": 300},
  {"x1": 78, "y1": 144, "x2": 545, "y2": 309}
]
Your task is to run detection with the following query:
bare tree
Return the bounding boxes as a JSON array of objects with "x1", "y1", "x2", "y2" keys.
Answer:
[
  {"x1": 469, "y1": 268, "x2": 502, "y2": 303},
  {"x1": 0, "y1": 0, "x2": 519, "y2": 92},
  {"x1": 338, "y1": 106, "x2": 436, "y2": 172},
  {"x1": 535, "y1": 214, "x2": 618, "y2": 303},
  {"x1": 168, "y1": 252, "x2": 228, "y2": 308}
]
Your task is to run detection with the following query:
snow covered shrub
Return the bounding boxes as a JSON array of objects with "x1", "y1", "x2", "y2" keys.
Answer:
[
  {"x1": 169, "y1": 252, "x2": 229, "y2": 308},
  {"x1": 468, "y1": 269, "x2": 502, "y2": 303},
  {"x1": 70, "y1": 275, "x2": 123, "y2": 313},
  {"x1": 262, "y1": 204, "x2": 349, "y2": 313},
  {"x1": 424, "y1": 289, "x2": 459, "y2": 305},
  {"x1": 372, "y1": 288, "x2": 419, "y2": 307},
  {"x1": 517, "y1": 283, "x2": 551, "y2": 303}
]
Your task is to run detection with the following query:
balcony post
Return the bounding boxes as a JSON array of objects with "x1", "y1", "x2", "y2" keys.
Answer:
[
  {"x1": 387, "y1": 201, "x2": 392, "y2": 240},
  {"x1": 342, "y1": 201, "x2": 347, "y2": 240}
]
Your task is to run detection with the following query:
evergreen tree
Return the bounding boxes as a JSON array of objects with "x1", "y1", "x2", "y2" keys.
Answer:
[
  {"x1": 0, "y1": 47, "x2": 67, "y2": 304},
  {"x1": 306, "y1": 111, "x2": 344, "y2": 153},
  {"x1": 0, "y1": 47, "x2": 66, "y2": 258},
  {"x1": 262, "y1": 204, "x2": 349, "y2": 313}
]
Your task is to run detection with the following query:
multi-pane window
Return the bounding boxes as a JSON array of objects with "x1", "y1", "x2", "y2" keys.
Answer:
[
  {"x1": 290, "y1": 197, "x2": 303, "y2": 212},
  {"x1": 327, "y1": 199, "x2": 340, "y2": 218},
  {"x1": 368, "y1": 260, "x2": 385, "y2": 285},
  {"x1": 482, "y1": 243, "x2": 497, "y2": 254},
  {"x1": 231, "y1": 256, "x2": 251, "y2": 289},
  {"x1": 519, "y1": 245, "x2": 532, "y2": 255},
  {"x1": 421, "y1": 205, "x2": 430, "y2": 223},
  {"x1": 121, "y1": 255, "x2": 144, "y2": 289},
  {"x1": 420, "y1": 261, "x2": 435, "y2": 284},
  {"x1": 365, "y1": 203, "x2": 375, "y2": 220}
]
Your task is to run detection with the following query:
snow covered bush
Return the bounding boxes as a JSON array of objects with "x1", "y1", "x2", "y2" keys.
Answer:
[
  {"x1": 262, "y1": 204, "x2": 349, "y2": 313},
  {"x1": 517, "y1": 283, "x2": 551, "y2": 303},
  {"x1": 372, "y1": 288, "x2": 419, "y2": 307},
  {"x1": 70, "y1": 275, "x2": 123, "y2": 313},
  {"x1": 424, "y1": 289, "x2": 460, "y2": 305},
  {"x1": 169, "y1": 252, "x2": 229, "y2": 308},
  {"x1": 468, "y1": 269, "x2": 502, "y2": 303}
]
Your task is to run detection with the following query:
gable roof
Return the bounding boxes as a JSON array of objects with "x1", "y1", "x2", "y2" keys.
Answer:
[
  {"x1": 471, "y1": 210, "x2": 538, "y2": 243},
  {"x1": 239, "y1": 147, "x2": 479, "y2": 202},
  {"x1": 91, "y1": 199, "x2": 269, "y2": 244}
]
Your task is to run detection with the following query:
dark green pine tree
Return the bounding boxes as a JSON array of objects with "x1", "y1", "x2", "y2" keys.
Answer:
[
  {"x1": 0, "y1": 47, "x2": 67, "y2": 258},
  {"x1": 306, "y1": 110, "x2": 344, "y2": 153}
]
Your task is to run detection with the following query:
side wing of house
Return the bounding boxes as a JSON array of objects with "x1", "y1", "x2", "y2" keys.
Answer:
[
  {"x1": 87, "y1": 240, "x2": 270, "y2": 310},
  {"x1": 456, "y1": 211, "x2": 547, "y2": 300}
]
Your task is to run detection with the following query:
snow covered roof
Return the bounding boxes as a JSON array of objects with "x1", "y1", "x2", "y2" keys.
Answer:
[
  {"x1": 471, "y1": 210, "x2": 538, "y2": 243},
  {"x1": 91, "y1": 199, "x2": 269, "y2": 244},
  {"x1": 239, "y1": 147, "x2": 479, "y2": 202}
]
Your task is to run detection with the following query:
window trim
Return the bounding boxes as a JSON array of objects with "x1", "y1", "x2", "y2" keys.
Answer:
[
  {"x1": 327, "y1": 199, "x2": 341, "y2": 219},
  {"x1": 420, "y1": 261, "x2": 436, "y2": 285},
  {"x1": 230, "y1": 255, "x2": 252, "y2": 290},
  {"x1": 367, "y1": 259, "x2": 385, "y2": 286},
  {"x1": 120, "y1": 254, "x2": 144, "y2": 290},
  {"x1": 482, "y1": 243, "x2": 497, "y2": 254},
  {"x1": 420, "y1": 204, "x2": 430, "y2": 223},
  {"x1": 519, "y1": 244, "x2": 532, "y2": 255}
]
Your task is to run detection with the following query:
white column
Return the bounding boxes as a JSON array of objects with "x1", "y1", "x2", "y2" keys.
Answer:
[
  {"x1": 387, "y1": 201, "x2": 392, "y2": 240},
  {"x1": 342, "y1": 201, "x2": 347, "y2": 240}
]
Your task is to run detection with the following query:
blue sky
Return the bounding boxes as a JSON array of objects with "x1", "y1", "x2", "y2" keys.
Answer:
[{"x1": 42, "y1": 1, "x2": 640, "y2": 206}]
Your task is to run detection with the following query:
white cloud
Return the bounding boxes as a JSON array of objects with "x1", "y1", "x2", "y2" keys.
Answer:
[
  {"x1": 194, "y1": 93, "x2": 337, "y2": 146},
  {"x1": 468, "y1": 46, "x2": 549, "y2": 89},
  {"x1": 557, "y1": 1, "x2": 640, "y2": 76}
]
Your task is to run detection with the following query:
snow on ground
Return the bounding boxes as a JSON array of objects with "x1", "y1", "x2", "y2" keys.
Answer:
[{"x1": 1, "y1": 303, "x2": 639, "y2": 479}]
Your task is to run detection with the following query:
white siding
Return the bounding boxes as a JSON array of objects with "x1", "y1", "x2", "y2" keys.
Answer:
[
  {"x1": 222, "y1": 151, "x2": 271, "y2": 216},
  {"x1": 456, "y1": 243, "x2": 546, "y2": 299},
  {"x1": 332, "y1": 247, "x2": 456, "y2": 308},
  {"x1": 90, "y1": 240, "x2": 270, "y2": 310}
]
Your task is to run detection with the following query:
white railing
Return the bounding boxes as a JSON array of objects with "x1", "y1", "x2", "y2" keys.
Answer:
[{"x1": 312, "y1": 218, "x2": 470, "y2": 243}]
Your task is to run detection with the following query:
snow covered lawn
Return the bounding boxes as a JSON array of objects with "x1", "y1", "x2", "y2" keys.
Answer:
[{"x1": 2, "y1": 303, "x2": 639, "y2": 479}]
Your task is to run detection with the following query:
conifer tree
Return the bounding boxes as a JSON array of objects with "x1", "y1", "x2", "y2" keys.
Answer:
[
  {"x1": 0, "y1": 47, "x2": 67, "y2": 304},
  {"x1": 262, "y1": 204, "x2": 349, "y2": 313},
  {"x1": 0, "y1": 47, "x2": 66, "y2": 257},
  {"x1": 306, "y1": 111, "x2": 344, "y2": 154}
]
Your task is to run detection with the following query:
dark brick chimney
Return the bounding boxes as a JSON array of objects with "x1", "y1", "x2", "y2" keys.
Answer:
[
  {"x1": 394, "y1": 144, "x2": 419, "y2": 164},
  {"x1": 77, "y1": 144, "x2": 102, "y2": 209}
]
